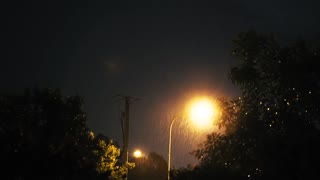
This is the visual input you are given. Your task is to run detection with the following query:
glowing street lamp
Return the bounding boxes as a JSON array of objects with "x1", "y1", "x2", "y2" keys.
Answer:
[
  {"x1": 133, "y1": 149, "x2": 143, "y2": 158},
  {"x1": 189, "y1": 97, "x2": 218, "y2": 128},
  {"x1": 167, "y1": 96, "x2": 219, "y2": 180}
]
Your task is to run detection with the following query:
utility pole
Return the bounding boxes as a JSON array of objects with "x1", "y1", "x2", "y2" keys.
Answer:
[
  {"x1": 115, "y1": 95, "x2": 141, "y2": 179},
  {"x1": 122, "y1": 96, "x2": 130, "y2": 164}
]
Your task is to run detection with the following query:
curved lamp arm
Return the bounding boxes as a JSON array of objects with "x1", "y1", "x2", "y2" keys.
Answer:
[{"x1": 168, "y1": 115, "x2": 182, "y2": 180}]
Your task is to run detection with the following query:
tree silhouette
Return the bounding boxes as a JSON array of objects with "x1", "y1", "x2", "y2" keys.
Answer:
[
  {"x1": 0, "y1": 88, "x2": 131, "y2": 179},
  {"x1": 176, "y1": 31, "x2": 320, "y2": 180},
  {"x1": 128, "y1": 152, "x2": 167, "y2": 180},
  {"x1": 227, "y1": 31, "x2": 320, "y2": 179}
]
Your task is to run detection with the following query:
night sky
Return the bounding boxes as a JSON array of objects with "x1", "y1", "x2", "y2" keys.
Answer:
[{"x1": 3, "y1": 0, "x2": 320, "y2": 167}]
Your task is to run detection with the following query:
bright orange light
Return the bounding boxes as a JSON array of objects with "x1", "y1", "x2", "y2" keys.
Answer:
[
  {"x1": 188, "y1": 97, "x2": 218, "y2": 128},
  {"x1": 133, "y1": 150, "x2": 142, "y2": 158}
]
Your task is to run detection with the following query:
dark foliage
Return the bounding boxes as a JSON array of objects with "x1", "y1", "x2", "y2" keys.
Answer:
[
  {"x1": 129, "y1": 152, "x2": 167, "y2": 180},
  {"x1": 174, "y1": 31, "x2": 320, "y2": 180},
  {"x1": 0, "y1": 88, "x2": 125, "y2": 179}
]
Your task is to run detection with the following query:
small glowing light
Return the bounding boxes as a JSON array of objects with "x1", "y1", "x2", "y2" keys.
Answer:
[
  {"x1": 267, "y1": 108, "x2": 270, "y2": 111},
  {"x1": 309, "y1": 91, "x2": 312, "y2": 94},
  {"x1": 275, "y1": 112, "x2": 278, "y2": 115},
  {"x1": 133, "y1": 150, "x2": 142, "y2": 158},
  {"x1": 260, "y1": 102, "x2": 262, "y2": 105}
]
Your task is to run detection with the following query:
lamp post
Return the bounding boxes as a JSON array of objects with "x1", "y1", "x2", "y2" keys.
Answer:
[
  {"x1": 168, "y1": 115, "x2": 181, "y2": 180},
  {"x1": 167, "y1": 96, "x2": 218, "y2": 180}
]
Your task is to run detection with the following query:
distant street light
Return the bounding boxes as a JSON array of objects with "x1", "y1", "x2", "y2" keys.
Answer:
[
  {"x1": 133, "y1": 149, "x2": 143, "y2": 158},
  {"x1": 167, "y1": 96, "x2": 219, "y2": 180}
]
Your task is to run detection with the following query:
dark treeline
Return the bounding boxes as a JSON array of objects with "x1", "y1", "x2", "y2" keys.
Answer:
[
  {"x1": 0, "y1": 88, "x2": 133, "y2": 180},
  {"x1": 173, "y1": 31, "x2": 320, "y2": 180},
  {"x1": 0, "y1": 88, "x2": 167, "y2": 180},
  {"x1": 129, "y1": 152, "x2": 167, "y2": 180}
]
